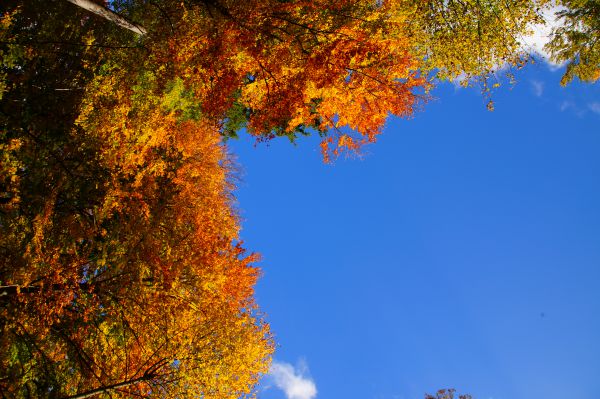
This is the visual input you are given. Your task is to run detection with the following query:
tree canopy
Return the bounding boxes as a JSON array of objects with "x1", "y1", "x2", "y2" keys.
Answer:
[{"x1": 1, "y1": 2, "x2": 271, "y2": 397}]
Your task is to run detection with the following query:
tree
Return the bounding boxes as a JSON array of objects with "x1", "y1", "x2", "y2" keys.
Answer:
[
  {"x1": 426, "y1": 389, "x2": 472, "y2": 399},
  {"x1": 1, "y1": 2, "x2": 271, "y2": 397},
  {"x1": 545, "y1": 0, "x2": 600, "y2": 85}
]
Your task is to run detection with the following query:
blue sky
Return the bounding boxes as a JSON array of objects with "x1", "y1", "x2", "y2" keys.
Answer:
[{"x1": 228, "y1": 61, "x2": 600, "y2": 399}]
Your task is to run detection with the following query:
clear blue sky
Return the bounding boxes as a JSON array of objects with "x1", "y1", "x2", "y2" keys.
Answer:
[{"x1": 228, "y1": 63, "x2": 600, "y2": 399}]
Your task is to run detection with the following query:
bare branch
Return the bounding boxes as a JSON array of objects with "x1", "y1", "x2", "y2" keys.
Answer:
[{"x1": 65, "y1": 0, "x2": 147, "y2": 36}]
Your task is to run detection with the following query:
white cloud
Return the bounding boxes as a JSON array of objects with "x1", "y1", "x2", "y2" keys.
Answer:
[
  {"x1": 531, "y1": 80, "x2": 544, "y2": 97},
  {"x1": 588, "y1": 103, "x2": 600, "y2": 114},
  {"x1": 560, "y1": 100, "x2": 574, "y2": 112},
  {"x1": 268, "y1": 360, "x2": 317, "y2": 399},
  {"x1": 523, "y1": 5, "x2": 566, "y2": 67},
  {"x1": 558, "y1": 100, "x2": 588, "y2": 117}
]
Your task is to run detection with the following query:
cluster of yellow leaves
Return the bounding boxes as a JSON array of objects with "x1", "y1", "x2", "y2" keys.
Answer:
[{"x1": 400, "y1": 0, "x2": 547, "y2": 82}]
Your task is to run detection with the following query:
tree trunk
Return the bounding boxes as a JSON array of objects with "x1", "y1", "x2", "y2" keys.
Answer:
[{"x1": 65, "y1": 0, "x2": 147, "y2": 36}]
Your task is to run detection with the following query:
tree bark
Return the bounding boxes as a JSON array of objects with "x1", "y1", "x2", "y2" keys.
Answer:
[{"x1": 65, "y1": 0, "x2": 147, "y2": 36}]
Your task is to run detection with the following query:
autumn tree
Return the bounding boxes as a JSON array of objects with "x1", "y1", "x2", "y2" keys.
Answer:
[
  {"x1": 1, "y1": 1, "x2": 271, "y2": 397},
  {"x1": 426, "y1": 389, "x2": 472, "y2": 399}
]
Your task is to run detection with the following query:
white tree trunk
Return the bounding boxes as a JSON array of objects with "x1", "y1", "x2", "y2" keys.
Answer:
[{"x1": 66, "y1": 0, "x2": 147, "y2": 36}]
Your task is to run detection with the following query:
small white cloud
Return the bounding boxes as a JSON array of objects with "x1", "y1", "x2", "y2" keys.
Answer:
[
  {"x1": 531, "y1": 80, "x2": 544, "y2": 97},
  {"x1": 588, "y1": 103, "x2": 600, "y2": 114},
  {"x1": 560, "y1": 100, "x2": 574, "y2": 111},
  {"x1": 268, "y1": 359, "x2": 317, "y2": 399},
  {"x1": 559, "y1": 100, "x2": 588, "y2": 117}
]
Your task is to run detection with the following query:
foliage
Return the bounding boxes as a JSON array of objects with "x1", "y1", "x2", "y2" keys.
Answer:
[
  {"x1": 1, "y1": 0, "x2": 594, "y2": 397},
  {"x1": 426, "y1": 389, "x2": 472, "y2": 399},
  {"x1": 1, "y1": 1, "x2": 271, "y2": 398},
  {"x1": 128, "y1": 0, "x2": 549, "y2": 160},
  {"x1": 546, "y1": 0, "x2": 600, "y2": 85},
  {"x1": 402, "y1": 0, "x2": 546, "y2": 83}
]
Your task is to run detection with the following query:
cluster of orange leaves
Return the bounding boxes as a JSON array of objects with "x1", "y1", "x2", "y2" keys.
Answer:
[{"x1": 149, "y1": 0, "x2": 425, "y2": 161}]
